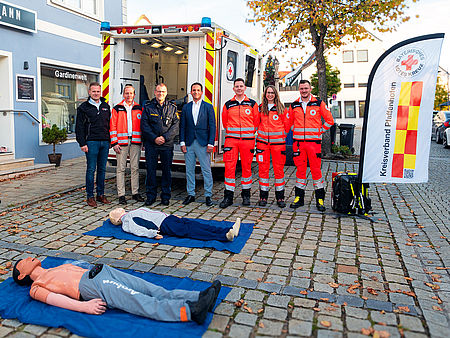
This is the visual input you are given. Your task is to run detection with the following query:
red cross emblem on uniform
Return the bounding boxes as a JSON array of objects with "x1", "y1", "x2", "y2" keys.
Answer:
[{"x1": 401, "y1": 55, "x2": 418, "y2": 71}]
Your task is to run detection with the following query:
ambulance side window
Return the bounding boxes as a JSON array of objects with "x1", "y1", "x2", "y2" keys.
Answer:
[
  {"x1": 245, "y1": 55, "x2": 256, "y2": 88},
  {"x1": 226, "y1": 51, "x2": 237, "y2": 82}
]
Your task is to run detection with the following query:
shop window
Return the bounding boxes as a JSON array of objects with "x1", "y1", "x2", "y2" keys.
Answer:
[
  {"x1": 40, "y1": 64, "x2": 98, "y2": 137},
  {"x1": 50, "y1": 0, "x2": 99, "y2": 17},
  {"x1": 344, "y1": 101, "x2": 356, "y2": 118},
  {"x1": 357, "y1": 50, "x2": 368, "y2": 62},
  {"x1": 343, "y1": 50, "x2": 354, "y2": 63},
  {"x1": 359, "y1": 101, "x2": 366, "y2": 118}
]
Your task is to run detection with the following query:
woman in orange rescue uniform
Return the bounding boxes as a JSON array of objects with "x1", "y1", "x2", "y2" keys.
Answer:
[{"x1": 256, "y1": 85, "x2": 290, "y2": 208}]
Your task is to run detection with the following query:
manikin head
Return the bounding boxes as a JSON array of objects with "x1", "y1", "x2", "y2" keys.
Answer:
[
  {"x1": 109, "y1": 208, "x2": 126, "y2": 225},
  {"x1": 13, "y1": 257, "x2": 42, "y2": 286}
]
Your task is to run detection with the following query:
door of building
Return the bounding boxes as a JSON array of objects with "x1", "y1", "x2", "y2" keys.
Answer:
[{"x1": 0, "y1": 51, "x2": 14, "y2": 156}]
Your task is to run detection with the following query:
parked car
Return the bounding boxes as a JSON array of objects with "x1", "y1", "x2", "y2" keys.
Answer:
[
  {"x1": 433, "y1": 111, "x2": 450, "y2": 143},
  {"x1": 443, "y1": 120, "x2": 450, "y2": 148}
]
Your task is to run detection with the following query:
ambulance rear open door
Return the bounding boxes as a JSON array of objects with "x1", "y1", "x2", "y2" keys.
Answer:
[{"x1": 218, "y1": 36, "x2": 245, "y2": 154}]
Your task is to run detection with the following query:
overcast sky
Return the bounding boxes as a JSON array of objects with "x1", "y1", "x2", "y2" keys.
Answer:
[{"x1": 126, "y1": 0, "x2": 449, "y2": 73}]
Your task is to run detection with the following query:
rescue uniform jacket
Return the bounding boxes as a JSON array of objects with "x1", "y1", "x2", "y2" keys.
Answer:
[
  {"x1": 257, "y1": 105, "x2": 290, "y2": 144},
  {"x1": 141, "y1": 98, "x2": 179, "y2": 148},
  {"x1": 287, "y1": 95, "x2": 334, "y2": 141},
  {"x1": 222, "y1": 95, "x2": 259, "y2": 139},
  {"x1": 75, "y1": 97, "x2": 111, "y2": 147},
  {"x1": 110, "y1": 100, "x2": 143, "y2": 146}
]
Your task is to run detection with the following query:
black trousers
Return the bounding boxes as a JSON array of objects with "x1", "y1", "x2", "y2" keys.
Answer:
[{"x1": 144, "y1": 144, "x2": 174, "y2": 200}]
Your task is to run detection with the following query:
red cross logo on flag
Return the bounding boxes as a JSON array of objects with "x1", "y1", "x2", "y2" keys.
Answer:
[{"x1": 401, "y1": 55, "x2": 418, "y2": 71}]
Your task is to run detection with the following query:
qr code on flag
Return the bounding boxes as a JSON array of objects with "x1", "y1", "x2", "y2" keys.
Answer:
[{"x1": 403, "y1": 169, "x2": 414, "y2": 179}]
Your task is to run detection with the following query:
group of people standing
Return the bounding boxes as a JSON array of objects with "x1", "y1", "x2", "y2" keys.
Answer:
[
  {"x1": 219, "y1": 78, "x2": 334, "y2": 212},
  {"x1": 75, "y1": 77, "x2": 334, "y2": 212}
]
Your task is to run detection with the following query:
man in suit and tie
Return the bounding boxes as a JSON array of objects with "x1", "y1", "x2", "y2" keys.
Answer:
[{"x1": 180, "y1": 83, "x2": 216, "y2": 206}]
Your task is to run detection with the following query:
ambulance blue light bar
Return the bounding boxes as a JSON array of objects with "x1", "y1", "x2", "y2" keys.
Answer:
[
  {"x1": 201, "y1": 17, "x2": 211, "y2": 27},
  {"x1": 100, "y1": 21, "x2": 110, "y2": 31}
]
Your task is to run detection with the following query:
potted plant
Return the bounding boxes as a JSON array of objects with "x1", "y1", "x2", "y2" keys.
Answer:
[{"x1": 42, "y1": 124, "x2": 67, "y2": 167}]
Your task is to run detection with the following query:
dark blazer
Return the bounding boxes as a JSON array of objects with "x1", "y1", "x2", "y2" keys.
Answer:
[{"x1": 180, "y1": 100, "x2": 216, "y2": 147}]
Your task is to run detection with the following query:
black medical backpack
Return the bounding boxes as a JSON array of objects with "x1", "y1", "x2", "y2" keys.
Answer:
[{"x1": 331, "y1": 172, "x2": 372, "y2": 215}]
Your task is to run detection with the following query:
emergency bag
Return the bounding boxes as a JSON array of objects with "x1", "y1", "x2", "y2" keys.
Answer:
[{"x1": 331, "y1": 172, "x2": 371, "y2": 215}]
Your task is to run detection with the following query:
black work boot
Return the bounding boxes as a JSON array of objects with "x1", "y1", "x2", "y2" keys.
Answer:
[
  {"x1": 275, "y1": 190, "x2": 286, "y2": 208},
  {"x1": 187, "y1": 288, "x2": 215, "y2": 324},
  {"x1": 241, "y1": 189, "x2": 251, "y2": 206},
  {"x1": 315, "y1": 188, "x2": 326, "y2": 212},
  {"x1": 219, "y1": 190, "x2": 234, "y2": 209},
  {"x1": 258, "y1": 190, "x2": 268, "y2": 207},
  {"x1": 290, "y1": 187, "x2": 305, "y2": 208}
]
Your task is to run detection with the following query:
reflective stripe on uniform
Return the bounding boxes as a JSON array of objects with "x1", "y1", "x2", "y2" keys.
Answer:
[
  {"x1": 228, "y1": 127, "x2": 255, "y2": 131},
  {"x1": 313, "y1": 179, "x2": 324, "y2": 189}
]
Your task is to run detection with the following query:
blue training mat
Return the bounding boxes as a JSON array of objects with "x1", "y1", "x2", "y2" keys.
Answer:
[
  {"x1": 0, "y1": 257, "x2": 231, "y2": 338},
  {"x1": 84, "y1": 218, "x2": 254, "y2": 253}
]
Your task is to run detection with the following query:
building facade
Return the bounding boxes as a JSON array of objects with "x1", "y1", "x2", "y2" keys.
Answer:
[
  {"x1": 0, "y1": 0, "x2": 124, "y2": 163},
  {"x1": 280, "y1": 34, "x2": 386, "y2": 126}
]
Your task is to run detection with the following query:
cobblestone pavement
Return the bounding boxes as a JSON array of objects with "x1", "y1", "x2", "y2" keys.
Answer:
[{"x1": 0, "y1": 143, "x2": 448, "y2": 338}]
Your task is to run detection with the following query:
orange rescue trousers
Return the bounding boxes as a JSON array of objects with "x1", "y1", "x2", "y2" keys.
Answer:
[
  {"x1": 256, "y1": 141, "x2": 286, "y2": 191},
  {"x1": 292, "y1": 140, "x2": 324, "y2": 190},
  {"x1": 223, "y1": 137, "x2": 255, "y2": 191}
]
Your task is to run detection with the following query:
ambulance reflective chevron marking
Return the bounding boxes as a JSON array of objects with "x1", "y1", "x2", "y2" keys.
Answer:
[
  {"x1": 102, "y1": 35, "x2": 110, "y2": 102},
  {"x1": 204, "y1": 32, "x2": 215, "y2": 104}
]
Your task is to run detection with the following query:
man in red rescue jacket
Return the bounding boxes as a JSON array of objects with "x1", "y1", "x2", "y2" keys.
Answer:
[
  {"x1": 287, "y1": 80, "x2": 334, "y2": 211},
  {"x1": 219, "y1": 78, "x2": 259, "y2": 208},
  {"x1": 110, "y1": 84, "x2": 144, "y2": 205}
]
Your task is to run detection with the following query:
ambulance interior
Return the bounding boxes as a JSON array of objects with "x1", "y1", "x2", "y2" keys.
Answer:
[{"x1": 139, "y1": 37, "x2": 189, "y2": 109}]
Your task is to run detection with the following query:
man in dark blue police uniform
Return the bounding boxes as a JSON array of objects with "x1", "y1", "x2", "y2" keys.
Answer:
[{"x1": 141, "y1": 83, "x2": 179, "y2": 206}]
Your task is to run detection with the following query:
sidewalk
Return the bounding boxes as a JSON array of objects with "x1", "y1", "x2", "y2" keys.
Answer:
[
  {"x1": 0, "y1": 144, "x2": 448, "y2": 338},
  {"x1": 0, "y1": 157, "x2": 114, "y2": 211}
]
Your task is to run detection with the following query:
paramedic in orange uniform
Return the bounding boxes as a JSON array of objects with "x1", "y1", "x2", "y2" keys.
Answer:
[
  {"x1": 287, "y1": 80, "x2": 334, "y2": 211},
  {"x1": 110, "y1": 84, "x2": 144, "y2": 205},
  {"x1": 13, "y1": 257, "x2": 221, "y2": 325},
  {"x1": 256, "y1": 85, "x2": 290, "y2": 208},
  {"x1": 219, "y1": 78, "x2": 259, "y2": 208}
]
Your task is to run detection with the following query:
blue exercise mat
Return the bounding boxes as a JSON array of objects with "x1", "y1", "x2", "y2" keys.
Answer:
[
  {"x1": 0, "y1": 257, "x2": 231, "y2": 338},
  {"x1": 84, "y1": 218, "x2": 254, "y2": 253}
]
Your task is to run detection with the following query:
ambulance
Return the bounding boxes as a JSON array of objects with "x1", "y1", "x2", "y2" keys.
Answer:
[{"x1": 100, "y1": 17, "x2": 264, "y2": 169}]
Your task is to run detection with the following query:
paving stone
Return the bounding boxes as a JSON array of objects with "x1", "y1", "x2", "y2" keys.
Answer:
[
  {"x1": 293, "y1": 298, "x2": 316, "y2": 308},
  {"x1": 208, "y1": 314, "x2": 230, "y2": 332},
  {"x1": 257, "y1": 319, "x2": 284, "y2": 336},
  {"x1": 263, "y1": 306, "x2": 288, "y2": 321},
  {"x1": 190, "y1": 271, "x2": 213, "y2": 282},
  {"x1": 23, "y1": 324, "x2": 47, "y2": 336},
  {"x1": 0, "y1": 326, "x2": 13, "y2": 337},
  {"x1": 345, "y1": 307, "x2": 368, "y2": 319},
  {"x1": 244, "y1": 290, "x2": 265, "y2": 302},
  {"x1": 289, "y1": 319, "x2": 312, "y2": 336},
  {"x1": 2, "y1": 319, "x2": 22, "y2": 328},
  {"x1": 228, "y1": 324, "x2": 253, "y2": 338},
  {"x1": 336, "y1": 295, "x2": 364, "y2": 308},
  {"x1": 292, "y1": 307, "x2": 314, "y2": 321},
  {"x1": 215, "y1": 275, "x2": 238, "y2": 286},
  {"x1": 307, "y1": 291, "x2": 336, "y2": 303},
  {"x1": 372, "y1": 325, "x2": 401, "y2": 338},
  {"x1": 257, "y1": 282, "x2": 282, "y2": 293},
  {"x1": 317, "y1": 314, "x2": 343, "y2": 330},
  {"x1": 202, "y1": 331, "x2": 222, "y2": 338},
  {"x1": 346, "y1": 318, "x2": 372, "y2": 332},
  {"x1": 365, "y1": 299, "x2": 393, "y2": 312},
  {"x1": 234, "y1": 312, "x2": 258, "y2": 326},
  {"x1": 236, "y1": 278, "x2": 258, "y2": 289},
  {"x1": 389, "y1": 293, "x2": 415, "y2": 305},
  {"x1": 399, "y1": 314, "x2": 425, "y2": 332},
  {"x1": 370, "y1": 311, "x2": 397, "y2": 326},
  {"x1": 266, "y1": 294, "x2": 290, "y2": 308},
  {"x1": 214, "y1": 302, "x2": 235, "y2": 316},
  {"x1": 337, "y1": 265, "x2": 358, "y2": 274},
  {"x1": 224, "y1": 287, "x2": 244, "y2": 302},
  {"x1": 317, "y1": 330, "x2": 343, "y2": 338}
]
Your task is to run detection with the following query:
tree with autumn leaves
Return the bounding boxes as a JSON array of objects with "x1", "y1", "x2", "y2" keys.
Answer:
[{"x1": 248, "y1": 0, "x2": 418, "y2": 154}]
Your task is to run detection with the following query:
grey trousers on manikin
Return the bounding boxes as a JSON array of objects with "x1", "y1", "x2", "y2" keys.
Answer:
[{"x1": 79, "y1": 265, "x2": 199, "y2": 321}]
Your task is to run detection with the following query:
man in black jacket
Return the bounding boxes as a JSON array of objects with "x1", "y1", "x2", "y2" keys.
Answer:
[
  {"x1": 141, "y1": 83, "x2": 179, "y2": 206},
  {"x1": 75, "y1": 82, "x2": 112, "y2": 207}
]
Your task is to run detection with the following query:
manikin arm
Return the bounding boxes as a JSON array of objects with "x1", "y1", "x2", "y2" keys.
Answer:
[{"x1": 46, "y1": 292, "x2": 106, "y2": 315}]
